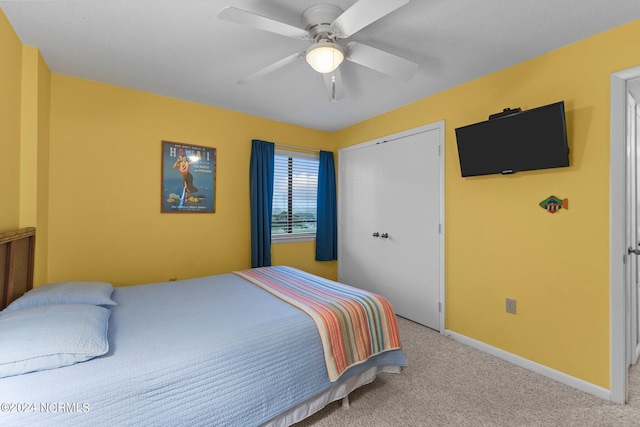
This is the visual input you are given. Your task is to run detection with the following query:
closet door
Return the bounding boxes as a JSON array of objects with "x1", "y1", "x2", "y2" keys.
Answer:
[
  {"x1": 339, "y1": 125, "x2": 443, "y2": 330},
  {"x1": 339, "y1": 144, "x2": 385, "y2": 296},
  {"x1": 377, "y1": 131, "x2": 440, "y2": 329}
]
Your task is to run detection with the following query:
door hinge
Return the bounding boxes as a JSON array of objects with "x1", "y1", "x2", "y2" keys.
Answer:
[
  {"x1": 438, "y1": 302, "x2": 442, "y2": 312},
  {"x1": 439, "y1": 223, "x2": 442, "y2": 234},
  {"x1": 438, "y1": 145, "x2": 442, "y2": 155}
]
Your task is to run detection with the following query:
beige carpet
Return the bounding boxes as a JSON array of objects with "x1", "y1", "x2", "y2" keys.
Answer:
[{"x1": 296, "y1": 317, "x2": 640, "y2": 426}]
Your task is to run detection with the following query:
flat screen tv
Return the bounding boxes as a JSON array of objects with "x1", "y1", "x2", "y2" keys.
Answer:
[{"x1": 455, "y1": 101, "x2": 569, "y2": 177}]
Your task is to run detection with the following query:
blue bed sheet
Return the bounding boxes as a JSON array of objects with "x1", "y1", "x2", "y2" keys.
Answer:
[{"x1": 0, "y1": 273, "x2": 406, "y2": 426}]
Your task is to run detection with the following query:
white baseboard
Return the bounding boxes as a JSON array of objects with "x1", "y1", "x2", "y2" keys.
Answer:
[{"x1": 445, "y1": 330, "x2": 612, "y2": 401}]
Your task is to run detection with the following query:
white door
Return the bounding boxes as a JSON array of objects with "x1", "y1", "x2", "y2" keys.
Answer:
[
  {"x1": 338, "y1": 123, "x2": 443, "y2": 330},
  {"x1": 339, "y1": 143, "x2": 385, "y2": 296},
  {"x1": 610, "y1": 65, "x2": 640, "y2": 404},
  {"x1": 627, "y1": 90, "x2": 640, "y2": 367}
]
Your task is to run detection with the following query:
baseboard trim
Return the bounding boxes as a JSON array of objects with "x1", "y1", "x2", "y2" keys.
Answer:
[{"x1": 445, "y1": 330, "x2": 612, "y2": 401}]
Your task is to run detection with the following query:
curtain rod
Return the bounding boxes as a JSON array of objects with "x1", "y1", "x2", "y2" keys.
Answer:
[{"x1": 274, "y1": 143, "x2": 321, "y2": 153}]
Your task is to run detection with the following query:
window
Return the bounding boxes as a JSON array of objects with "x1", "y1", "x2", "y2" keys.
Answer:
[{"x1": 272, "y1": 149, "x2": 319, "y2": 242}]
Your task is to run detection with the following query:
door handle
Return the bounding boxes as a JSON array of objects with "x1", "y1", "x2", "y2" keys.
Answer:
[
  {"x1": 372, "y1": 232, "x2": 379, "y2": 237},
  {"x1": 629, "y1": 247, "x2": 640, "y2": 255}
]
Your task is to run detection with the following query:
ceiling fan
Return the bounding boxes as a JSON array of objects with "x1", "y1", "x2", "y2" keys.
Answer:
[{"x1": 217, "y1": 0, "x2": 418, "y2": 102}]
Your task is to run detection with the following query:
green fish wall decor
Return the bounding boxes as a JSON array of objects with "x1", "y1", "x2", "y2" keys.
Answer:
[{"x1": 539, "y1": 195, "x2": 568, "y2": 213}]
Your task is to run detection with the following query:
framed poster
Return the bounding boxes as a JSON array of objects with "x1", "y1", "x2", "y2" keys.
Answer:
[{"x1": 161, "y1": 141, "x2": 216, "y2": 213}]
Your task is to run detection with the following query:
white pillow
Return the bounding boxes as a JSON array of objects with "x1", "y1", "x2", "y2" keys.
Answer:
[
  {"x1": 2, "y1": 281, "x2": 115, "y2": 313},
  {"x1": 0, "y1": 304, "x2": 111, "y2": 378}
]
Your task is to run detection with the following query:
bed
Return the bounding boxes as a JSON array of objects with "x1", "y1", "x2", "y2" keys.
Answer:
[{"x1": 0, "y1": 228, "x2": 406, "y2": 426}]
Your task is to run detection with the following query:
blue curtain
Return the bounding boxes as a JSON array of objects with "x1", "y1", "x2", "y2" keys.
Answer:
[
  {"x1": 250, "y1": 140, "x2": 274, "y2": 268},
  {"x1": 316, "y1": 151, "x2": 338, "y2": 261}
]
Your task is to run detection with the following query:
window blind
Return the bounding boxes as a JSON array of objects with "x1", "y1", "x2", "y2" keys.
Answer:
[{"x1": 272, "y1": 149, "x2": 319, "y2": 239}]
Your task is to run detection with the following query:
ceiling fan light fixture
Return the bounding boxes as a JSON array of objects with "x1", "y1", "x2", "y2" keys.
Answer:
[{"x1": 305, "y1": 41, "x2": 344, "y2": 74}]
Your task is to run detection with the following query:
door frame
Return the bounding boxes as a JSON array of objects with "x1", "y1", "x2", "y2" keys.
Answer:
[
  {"x1": 610, "y1": 65, "x2": 640, "y2": 404},
  {"x1": 337, "y1": 120, "x2": 446, "y2": 333}
]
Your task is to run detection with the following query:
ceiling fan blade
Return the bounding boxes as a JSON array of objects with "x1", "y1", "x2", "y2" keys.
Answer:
[
  {"x1": 323, "y1": 69, "x2": 345, "y2": 102},
  {"x1": 238, "y1": 53, "x2": 303, "y2": 84},
  {"x1": 332, "y1": 0, "x2": 409, "y2": 38},
  {"x1": 217, "y1": 6, "x2": 309, "y2": 40},
  {"x1": 346, "y1": 42, "x2": 418, "y2": 81}
]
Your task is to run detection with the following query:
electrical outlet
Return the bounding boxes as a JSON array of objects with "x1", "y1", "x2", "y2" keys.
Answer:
[{"x1": 506, "y1": 298, "x2": 516, "y2": 314}]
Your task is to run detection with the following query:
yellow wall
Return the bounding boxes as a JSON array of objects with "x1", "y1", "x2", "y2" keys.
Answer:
[
  {"x1": 47, "y1": 75, "x2": 336, "y2": 286},
  {"x1": 1, "y1": 10, "x2": 50, "y2": 284},
  {"x1": 1, "y1": 4, "x2": 337, "y2": 289},
  {"x1": 0, "y1": 9, "x2": 22, "y2": 231},
  {"x1": 20, "y1": 45, "x2": 51, "y2": 285},
  {"x1": 335, "y1": 19, "x2": 640, "y2": 389}
]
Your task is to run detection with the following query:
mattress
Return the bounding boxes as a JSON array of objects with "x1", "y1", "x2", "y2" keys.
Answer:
[{"x1": 0, "y1": 273, "x2": 406, "y2": 426}]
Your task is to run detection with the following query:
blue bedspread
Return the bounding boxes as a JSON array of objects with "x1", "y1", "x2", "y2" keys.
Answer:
[{"x1": 0, "y1": 273, "x2": 406, "y2": 426}]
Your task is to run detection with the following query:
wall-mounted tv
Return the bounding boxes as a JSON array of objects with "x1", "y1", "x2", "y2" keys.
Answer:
[{"x1": 455, "y1": 101, "x2": 569, "y2": 177}]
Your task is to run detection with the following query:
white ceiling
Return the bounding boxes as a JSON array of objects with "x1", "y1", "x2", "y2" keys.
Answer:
[{"x1": 2, "y1": 1, "x2": 640, "y2": 132}]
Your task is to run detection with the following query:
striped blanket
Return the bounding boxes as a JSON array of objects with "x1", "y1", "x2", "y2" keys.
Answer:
[{"x1": 234, "y1": 266, "x2": 402, "y2": 381}]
